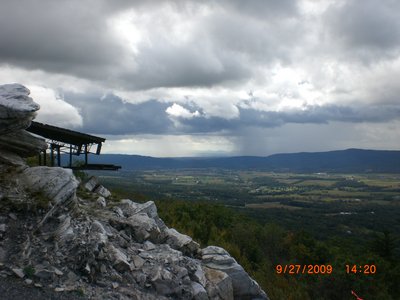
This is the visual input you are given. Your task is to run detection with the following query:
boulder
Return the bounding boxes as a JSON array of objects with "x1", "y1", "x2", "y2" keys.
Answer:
[
  {"x1": 107, "y1": 245, "x2": 131, "y2": 273},
  {"x1": 0, "y1": 83, "x2": 39, "y2": 134},
  {"x1": 204, "y1": 267, "x2": 233, "y2": 300},
  {"x1": 84, "y1": 176, "x2": 112, "y2": 198},
  {"x1": 165, "y1": 228, "x2": 200, "y2": 255},
  {"x1": 90, "y1": 220, "x2": 108, "y2": 245},
  {"x1": 22, "y1": 166, "x2": 78, "y2": 205},
  {"x1": 119, "y1": 200, "x2": 158, "y2": 219},
  {"x1": 119, "y1": 200, "x2": 166, "y2": 230},
  {"x1": 54, "y1": 214, "x2": 74, "y2": 241},
  {"x1": 97, "y1": 196, "x2": 107, "y2": 208},
  {"x1": 191, "y1": 281, "x2": 209, "y2": 300},
  {"x1": 0, "y1": 83, "x2": 45, "y2": 165},
  {"x1": 84, "y1": 176, "x2": 98, "y2": 192},
  {"x1": 0, "y1": 129, "x2": 46, "y2": 157},
  {"x1": 0, "y1": 149, "x2": 26, "y2": 167},
  {"x1": 94, "y1": 185, "x2": 111, "y2": 198},
  {"x1": 201, "y1": 246, "x2": 268, "y2": 300},
  {"x1": 201, "y1": 246, "x2": 235, "y2": 266},
  {"x1": 110, "y1": 213, "x2": 161, "y2": 243}
]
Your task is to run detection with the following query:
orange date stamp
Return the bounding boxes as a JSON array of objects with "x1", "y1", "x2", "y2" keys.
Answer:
[{"x1": 276, "y1": 264, "x2": 333, "y2": 275}]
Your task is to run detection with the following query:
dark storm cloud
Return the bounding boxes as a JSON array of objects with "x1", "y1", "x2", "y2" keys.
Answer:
[
  {"x1": 241, "y1": 104, "x2": 400, "y2": 126},
  {"x1": 0, "y1": 0, "x2": 131, "y2": 79},
  {"x1": 204, "y1": 12, "x2": 302, "y2": 66},
  {"x1": 176, "y1": 103, "x2": 400, "y2": 134},
  {"x1": 63, "y1": 92, "x2": 174, "y2": 135},
  {"x1": 123, "y1": 43, "x2": 251, "y2": 90},
  {"x1": 0, "y1": 0, "x2": 303, "y2": 90},
  {"x1": 222, "y1": 0, "x2": 298, "y2": 19},
  {"x1": 62, "y1": 89, "x2": 400, "y2": 135},
  {"x1": 325, "y1": 0, "x2": 400, "y2": 59}
]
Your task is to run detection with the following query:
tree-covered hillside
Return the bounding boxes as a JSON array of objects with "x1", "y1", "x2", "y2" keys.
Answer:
[{"x1": 155, "y1": 200, "x2": 399, "y2": 299}]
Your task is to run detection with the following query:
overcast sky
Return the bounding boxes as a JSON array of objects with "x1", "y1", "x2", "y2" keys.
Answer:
[{"x1": 1, "y1": 0, "x2": 399, "y2": 156}]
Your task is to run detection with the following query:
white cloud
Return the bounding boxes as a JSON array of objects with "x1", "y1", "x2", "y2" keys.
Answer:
[
  {"x1": 28, "y1": 86, "x2": 83, "y2": 128},
  {"x1": 166, "y1": 103, "x2": 200, "y2": 119}
]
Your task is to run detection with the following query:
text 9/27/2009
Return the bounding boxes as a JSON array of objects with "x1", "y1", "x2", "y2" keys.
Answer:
[{"x1": 276, "y1": 264, "x2": 333, "y2": 275}]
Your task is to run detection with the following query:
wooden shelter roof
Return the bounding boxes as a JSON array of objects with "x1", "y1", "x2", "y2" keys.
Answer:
[{"x1": 27, "y1": 121, "x2": 105, "y2": 146}]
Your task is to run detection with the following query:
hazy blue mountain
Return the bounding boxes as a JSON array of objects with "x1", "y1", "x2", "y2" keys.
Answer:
[{"x1": 74, "y1": 149, "x2": 400, "y2": 173}]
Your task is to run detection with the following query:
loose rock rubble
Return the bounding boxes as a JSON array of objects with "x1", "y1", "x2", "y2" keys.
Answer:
[{"x1": 0, "y1": 84, "x2": 269, "y2": 299}]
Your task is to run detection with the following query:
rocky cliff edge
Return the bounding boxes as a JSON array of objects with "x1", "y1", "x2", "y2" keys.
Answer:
[{"x1": 0, "y1": 84, "x2": 268, "y2": 300}]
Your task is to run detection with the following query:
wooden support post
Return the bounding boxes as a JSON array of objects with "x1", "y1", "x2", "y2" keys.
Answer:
[
  {"x1": 43, "y1": 149, "x2": 47, "y2": 166},
  {"x1": 84, "y1": 144, "x2": 88, "y2": 165},
  {"x1": 50, "y1": 144, "x2": 54, "y2": 167},
  {"x1": 96, "y1": 142, "x2": 102, "y2": 155},
  {"x1": 38, "y1": 152, "x2": 42, "y2": 166},
  {"x1": 69, "y1": 144, "x2": 72, "y2": 168},
  {"x1": 57, "y1": 146, "x2": 61, "y2": 167}
]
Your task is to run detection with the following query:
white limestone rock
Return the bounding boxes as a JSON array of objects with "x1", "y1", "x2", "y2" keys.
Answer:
[
  {"x1": 0, "y1": 84, "x2": 40, "y2": 134},
  {"x1": 94, "y1": 185, "x2": 111, "y2": 198},
  {"x1": 128, "y1": 213, "x2": 161, "y2": 242},
  {"x1": 201, "y1": 246, "x2": 268, "y2": 300},
  {"x1": 191, "y1": 281, "x2": 209, "y2": 300},
  {"x1": 203, "y1": 267, "x2": 233, "y2": 300},
  {"x1": 119, "y1": 200, "x2": 158, "y2": 219},
  {"x1": 0, "y1": 83, "x2": 46, "y2": 163},
  {"x1": 97, "y1": 196, "x2": 107, "y2": 207},
  {"x1": 119, "y1": 200, "x2": 167, "y2": 230},
  {"x1": 84, "y1": 176, "x2": 111, "y2": 198},
  {"x1": 110, "y1": 213, "x2": 161, "y2": 243},
  {"x1": 84, "y1": 176, "x2": 98, "y2": 192},
  {"x1": 0, "y1": 129, "x2": 46, "y2": 157},
  {"x1": 107, "y1": 244, "x2": 131, "y2": 273},
  {"x1": 165, "y1": 228, "x2": 200, "y2": 255},
  {"x1": 0, "y1": 149, "x2": 26, "y2": 167},
  {"x1": 54, "y1": 214, "x2": 74, "y2": 241},
  {"x1": 192, "y1": 265, "x2": 207, "y2": 287},
  {"x1": 90, "y1": 220, "x2": 108, "y2": 245},
  {"x1": 22, "y1": 166, "x2": 79, "y2": 205},
  {"x1": 131, "y1": 255, "x2": 145, "y2": 268},
  {"x1": 12, "y1": 268, "x2": 25, "y2": 279}
]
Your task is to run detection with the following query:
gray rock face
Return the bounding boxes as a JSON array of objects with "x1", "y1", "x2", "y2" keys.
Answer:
[
  {"x1": 84, "y1": 176, "x2": 112, "y2": 198},
  {"x1": 165, "y1": 228, "x2": 200, "y2": 255},
  {"x1": 97, "y1": 196, "x2": 107, "y2": 207},
  {"x1": 119, "y1": 199, "x2": 166, "y2": 230},
  {"x1": 204, "y1": 267, "x2": 233, "y2": 300},
  {"x1": 0, "y1": 83, "x2": 39, "y2": 134},
  {"x1": 201, "y1": 246, "x2": 268, "y2": 300},
  {"x1": 22, "y1": 167, "x2": 78, "y2": 205},
  {"x1": 84, "y1": 176, "x2": 98, "y2": 192},
  {"x1": 0, "y1": 129, "x2": 46, "y2": 157},
  {"x1": 0, "y1": 149, "x2": 26, "y2": 167},
  {"x1": 119, "y1": 199, "x2": 158, "y2": 219},
  {"x1": 20, "y1": 167, "x2": 79, "y2": 228},
  {"x1": 0, "y1": 84, "x2": 46, "y2": 163},
  {"x1": 94, "y1": 185, "x2": 111, "y2": 198}
]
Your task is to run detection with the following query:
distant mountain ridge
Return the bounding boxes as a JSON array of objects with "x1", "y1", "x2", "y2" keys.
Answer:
[{"x1": 83, "y1": 149, "x2": 400, "y2": 173}]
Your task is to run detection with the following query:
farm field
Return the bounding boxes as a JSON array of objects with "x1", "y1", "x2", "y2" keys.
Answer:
[{"x1": 92, "y1": 169, "x2": 400, "y2": 241}]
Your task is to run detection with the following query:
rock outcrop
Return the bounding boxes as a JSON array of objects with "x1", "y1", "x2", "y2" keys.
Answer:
[
  {"x1": 0, "y1": 84, "x2": 46, "y2": 170},
  {"x1": 0, "y1": 84, "x2": 269, "y2": 299}
]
